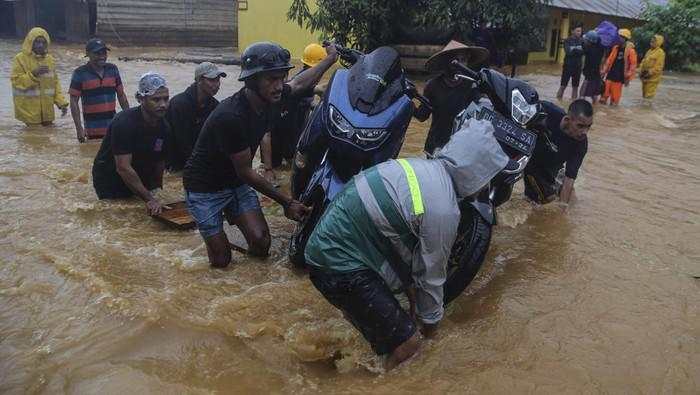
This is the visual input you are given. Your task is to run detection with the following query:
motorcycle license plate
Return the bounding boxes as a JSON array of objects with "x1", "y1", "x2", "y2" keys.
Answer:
[{"x1": 476, "y1": 108, "x2": 536, "y2": 155}]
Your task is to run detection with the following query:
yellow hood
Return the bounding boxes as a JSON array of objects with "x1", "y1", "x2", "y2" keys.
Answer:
[
  {"x1": 652, "y1": 34, "x2": 664, "y2": 48},
  {"x1": 21, "y1": 27, "x2": 51, "y2": 56}
]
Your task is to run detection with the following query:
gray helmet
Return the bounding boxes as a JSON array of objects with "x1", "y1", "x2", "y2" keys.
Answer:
[{"x1": 239, "y1": 41, "x2": 294, "y2": 81}]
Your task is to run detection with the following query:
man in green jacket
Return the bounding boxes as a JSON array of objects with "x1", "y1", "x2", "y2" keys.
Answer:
[{"x1": 305, "y1": 118, "x2": 508, "y2": 370}]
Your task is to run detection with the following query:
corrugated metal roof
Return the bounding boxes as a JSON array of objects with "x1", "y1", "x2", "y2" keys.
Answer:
[
  {"x1": 96, "y1": 0, "x2": 237, "y2": 47},
  {"x1": 549, "y1": 0, "x2": 668, "y2": 19}
]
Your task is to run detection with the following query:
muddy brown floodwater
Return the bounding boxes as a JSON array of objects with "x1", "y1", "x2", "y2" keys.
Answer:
[{"x1": 1, "y1": 40, "x2": 698, "y2": 394}]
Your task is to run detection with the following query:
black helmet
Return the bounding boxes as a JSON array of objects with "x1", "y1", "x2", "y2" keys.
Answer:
[{"x1": 239, "y1": 42, "x2": 293, "y2": 81}]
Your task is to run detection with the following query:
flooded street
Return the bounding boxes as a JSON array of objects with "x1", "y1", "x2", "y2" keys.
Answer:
[{"x1": 1, "y1": 39, "x2": 698, "y2": 393}]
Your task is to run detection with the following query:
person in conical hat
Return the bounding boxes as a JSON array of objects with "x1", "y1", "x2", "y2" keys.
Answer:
[{"x1": 414, "y1": 40, "x2": 490, "y2": 155}]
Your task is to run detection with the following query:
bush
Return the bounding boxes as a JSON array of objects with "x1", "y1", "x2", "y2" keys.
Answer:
[{"x1": 634, "y1": 0, "x2": 700, "y2": 71}]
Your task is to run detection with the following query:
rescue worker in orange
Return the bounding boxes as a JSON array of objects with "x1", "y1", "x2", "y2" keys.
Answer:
[
  {"x1": 600, "y1": 28, "x2": 637, "y2": 105},
  {"x1": 11, "y1": 27, "x2": 69, "y2": 126},
  {"x1": 639, "y1": 34, "x2": 666, "y2": 100}
]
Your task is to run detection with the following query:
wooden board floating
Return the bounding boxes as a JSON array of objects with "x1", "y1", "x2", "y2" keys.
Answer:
[{"x1": 153, "y1": 201, "x2": 196, "y2": 230}]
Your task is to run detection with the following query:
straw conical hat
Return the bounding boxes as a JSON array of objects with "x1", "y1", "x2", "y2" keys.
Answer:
[{"x1": 425, "y1": 40, "x2": 490, "y2": 73}]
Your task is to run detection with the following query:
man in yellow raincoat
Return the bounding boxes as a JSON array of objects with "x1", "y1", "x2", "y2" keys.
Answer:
[
  {"x1": 640, "y1": 35, "x2": 666, "y2": 99},
  {"x1": 11, "y1": 27, "x2": 68, "y2": 126}
]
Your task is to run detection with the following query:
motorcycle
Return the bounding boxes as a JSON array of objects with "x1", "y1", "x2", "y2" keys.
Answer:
[
  {"x1": 288, "y1": 46, "x2": 546, "y2": 304},
  {"x1": 442, "y1": 59, "x2": 548, "y2": 302},
  {"x1": 288, "y1": 43, "x2": 430, "y2": 267}
]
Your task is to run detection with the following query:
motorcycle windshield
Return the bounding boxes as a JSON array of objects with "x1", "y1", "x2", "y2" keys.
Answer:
[{"x1": 347, "y1": 46, "x2": 404, "y2": 115}]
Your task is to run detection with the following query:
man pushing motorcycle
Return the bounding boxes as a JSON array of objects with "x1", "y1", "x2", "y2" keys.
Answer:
[{"x1": 304, "y1": 118, "x2": 508, "y2": 370}]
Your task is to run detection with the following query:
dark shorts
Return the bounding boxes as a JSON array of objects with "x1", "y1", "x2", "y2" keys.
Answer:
[
  {"x1": 524, "y1": 167, "x2": 564, "y2": 204},
  {"x1": 561, "y1": 64, "x2": 582, "y2": 88},
  {"x1": 185, "y1": 185, "x2": 261, "y2": 238},
  {"x1": 93, "y1": 171, "x2": 133, "y2": 200},
  {"x1": 582, "y1": 77, "x2": 603, "y2": 97},
  {"x1": 309, "y1": 268, "x2": 417, "y2": 356}
]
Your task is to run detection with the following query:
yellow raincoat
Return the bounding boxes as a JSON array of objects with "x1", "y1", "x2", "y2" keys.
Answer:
[
  {"x1": 11, "y1": 27, "x2": 68, "y2": 125},
  {"x1": 640, "y1": 35, "x2": 666, "y2": 99}
]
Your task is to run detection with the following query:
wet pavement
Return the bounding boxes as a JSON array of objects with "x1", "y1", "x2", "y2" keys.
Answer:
[{"x1": 0, "y1": 39, "x2": 698, "y2": 393}]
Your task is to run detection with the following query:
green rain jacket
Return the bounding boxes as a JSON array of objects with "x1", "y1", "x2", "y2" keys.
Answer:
[{"x1": 305, "y1": 118, "x2": 508, "y2": 324}]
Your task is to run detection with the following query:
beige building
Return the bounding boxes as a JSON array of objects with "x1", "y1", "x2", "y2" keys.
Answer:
[{"x1": 531, "y1": 0, "x2": 667, "y2": 64}]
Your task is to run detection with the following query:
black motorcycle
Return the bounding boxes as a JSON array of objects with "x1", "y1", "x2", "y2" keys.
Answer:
[{"x1": 441, "y1": 60, "x2": 548, "y2": 302}]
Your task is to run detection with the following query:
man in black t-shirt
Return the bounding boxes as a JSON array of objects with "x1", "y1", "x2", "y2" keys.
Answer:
[
  {"x1": 557, "y1": 24, "x2": 584, "y2": 101},
  {"x1": 92, "y1": 72, "x2": 170, "y2": 215},
  {"x1": 524, "y1": 99, "x2": 593, "y2": 205},
  {"x1": 415, "y1": 40, "x2": 489, "y2": 155},
  {"x1": 165, "y1": 62, "x2": 225, "y2": 172},
  {"x1": 183, "y1": 41, "x2": 338, "y2": 268}
]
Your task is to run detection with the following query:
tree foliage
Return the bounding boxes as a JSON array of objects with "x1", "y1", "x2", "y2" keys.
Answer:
[
  {"x1": 634, "y1": 0, "x2": 700, "y2": 71},
  {"x1": 288, "y1": 0, "x2": 549, "y2": 54}
]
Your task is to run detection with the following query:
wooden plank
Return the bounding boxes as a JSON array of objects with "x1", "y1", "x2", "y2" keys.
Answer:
[{"x1": 152, "y1": 201, "x2": 196, "y2": 230}]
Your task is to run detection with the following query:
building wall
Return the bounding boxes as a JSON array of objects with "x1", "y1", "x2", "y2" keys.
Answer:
[
  {"x1": 238, "y1": 0, "x2": 318, "y2": 58},
  {"x1": 96, "y1": 0, "x2": 238, "y2": 47}
]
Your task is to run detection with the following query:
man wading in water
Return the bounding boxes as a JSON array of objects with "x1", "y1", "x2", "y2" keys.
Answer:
[
  {"x1": 524, "y1": 99, "x2": 593, "y2": 205},
  {"x1": 305, "y1": 119, "x2": 508, "y2": 370},
  {"x1": 91, "y1": 72, "x2": 171, "y2": 215},
  {"x1": 182, "y1": 42, "x2": 338, "y2": 268},
  {"x1": 69, "y1": 38, "x2": 130, "y2": 142},
  {"x1": 165, "y1": 62, "x2": 226, "y2": 173}
]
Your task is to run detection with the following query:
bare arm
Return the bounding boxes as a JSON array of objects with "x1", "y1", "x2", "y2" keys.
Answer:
[
  {"x1": 259, "y1": 131, "x2": 277, "y2": 184},
  {"x1": 69, "y1": 96, "x2": 85, "y2": 143},
  {"x1": 117, "y1": 91, "x2": 130, "y2": 110},
  {"x1": 559, "y1": 176, "x2": 575, "y2": 204},
  {"x1": 287, "y1": 45, "x2": 339, "y2": 96},
  {"x1": 230, "y1": 149, "x2": 309, "y2": 220},
  {"x1": 115, "y1": 154, "x2": 166, "y2": 214}
]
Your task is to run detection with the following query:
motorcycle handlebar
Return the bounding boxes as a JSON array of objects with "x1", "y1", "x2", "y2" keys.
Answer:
[
  {"x1": 449, "y1": 59, "x2": 480, "y2": 81},
  {"x1": 322, "y1": 40, "x2": 362, "y2": 65}
]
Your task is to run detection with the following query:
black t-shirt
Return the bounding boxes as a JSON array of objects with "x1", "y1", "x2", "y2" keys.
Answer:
[
  {"x1": 165, "y1": 83, "x2": 219, "y2": 171},
  {"x1": 607, "y1": 46, "x2": 626, "y2": 83},
  {"x1": 421, "y1": 76, "x2": 480, "y2": 153},
  {"x1": 563, "y1": 36, "x2": 584, "y2": 68},
  {"x1": 527, "y1": 101, "x2": 588, "y2": 182},
  {"x1": 183, "y1": 86, "x2": 290, "y2": 192},
  {"x1": 92, "y1": 106, "x2": 169, "y2": 190}
]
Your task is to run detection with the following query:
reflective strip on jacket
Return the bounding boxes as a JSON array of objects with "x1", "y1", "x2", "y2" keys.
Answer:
[
  {"x1": 305, "y1": 158, "x2": 460, "y2": 324},
  {"x1": 11, "y1": 27, "x2": 68, "y2": 125}
]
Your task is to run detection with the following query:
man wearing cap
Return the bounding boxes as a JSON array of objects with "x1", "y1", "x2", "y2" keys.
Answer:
[
  {"x1": 414, "y1": 40, "x2": 489, "y2": 155},
  {"x1": 165, "y1": 62, "x2": 225, "y2": 172},
  {"x1": 92, "y1": 72, "x2": 171, "y2": 215},
  {"x1": 265, "y1": 43, "x2": 327, "y2": 180},
  {"x1": 69, "y1": 38, "x2": 129, "y2": 142},
  {"x1": 182, "y1": 41, "x2": 338, "y2": 268}
]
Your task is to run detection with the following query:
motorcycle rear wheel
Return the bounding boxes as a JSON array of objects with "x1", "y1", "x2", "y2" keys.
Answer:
[{"x1": 443, "y1": 204, "x2": 493, "y2": 304}]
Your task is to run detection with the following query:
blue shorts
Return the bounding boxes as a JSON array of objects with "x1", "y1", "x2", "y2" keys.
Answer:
[{"x1": 185, "y1": 185, "x2": 261, "y2": 238}]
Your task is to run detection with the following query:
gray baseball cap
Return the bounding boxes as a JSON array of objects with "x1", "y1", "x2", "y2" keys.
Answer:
[{"x1": 195, "y1": 62, "x2": 227, "y2": 80}]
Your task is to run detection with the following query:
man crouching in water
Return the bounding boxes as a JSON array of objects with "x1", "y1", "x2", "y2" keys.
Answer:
[
  {"x1": 92, "y1": 72, "x2": 170, "y2": 215},
  {"x1": 304, "y1": 119, "x2": 508, "y2": 370},
  {"x1": 183, "y1": 42, "x2": 338, "y2": 268}
]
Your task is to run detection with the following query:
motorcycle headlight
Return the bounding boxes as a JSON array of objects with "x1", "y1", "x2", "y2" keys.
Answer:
[
  {"x1": 511, "y1": 89, "x2": 538, "y2": 126},
  {"x1": 328, "y1": 105, "x2": 389, "y2": 149}
]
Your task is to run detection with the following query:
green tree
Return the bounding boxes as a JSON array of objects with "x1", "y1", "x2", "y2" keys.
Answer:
[
  {"x1": 634, "y1": 0, "x2": 700, "y2": 71},
  {"x1": 288, "y1": 0, "x2": 548, "y2": 55}
]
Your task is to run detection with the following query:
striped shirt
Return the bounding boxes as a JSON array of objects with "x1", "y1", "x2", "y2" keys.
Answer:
[{"x1": 69, "y1": 63, "x2": 124, "y2": 139}]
